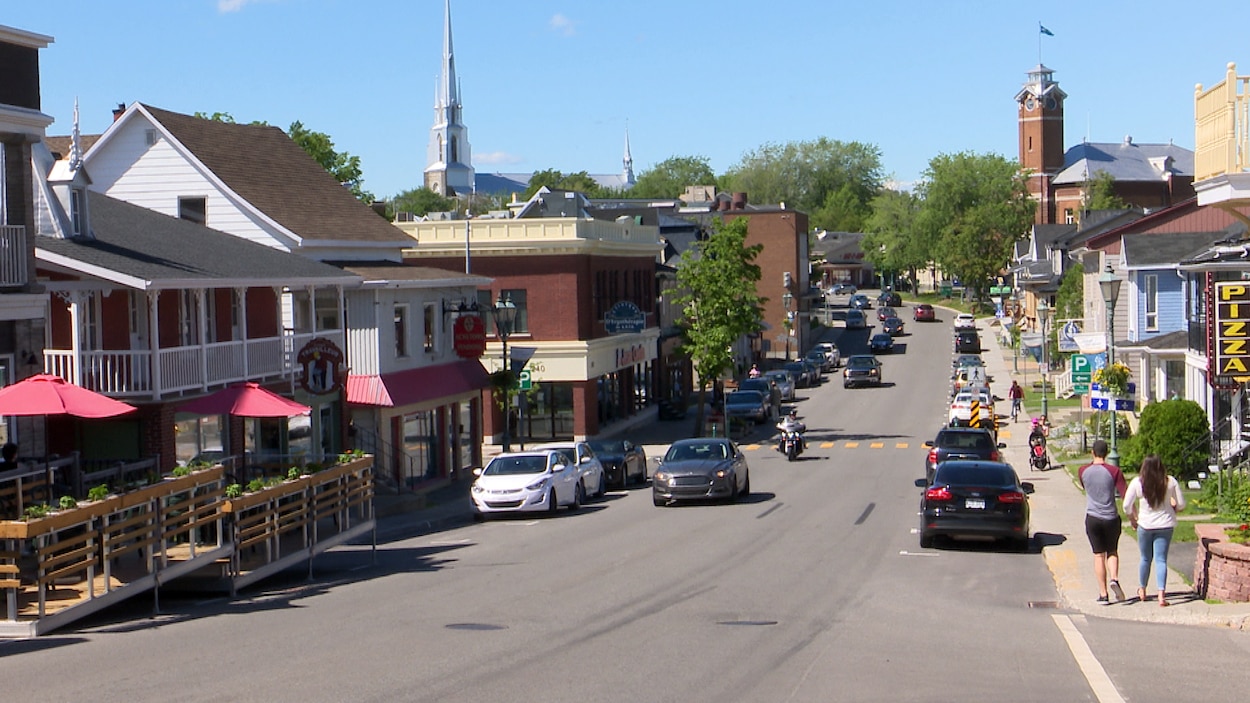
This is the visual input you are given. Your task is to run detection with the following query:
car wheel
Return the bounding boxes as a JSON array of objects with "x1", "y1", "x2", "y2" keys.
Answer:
[
  {"x1": 919, "y1": 532, "x2": 934, "y2": 549},
  {"x1": 740, "y1": 471, "x2": 750, "y2": 499},
  {"x1": 548, "y1": 489, "x2": 559, "y2": 515},
  {"x1": 572, "y1": 482, "x2": 584, "y2": 510},
  {"x1": 595, "y1": 471, "x2": 606, "y2": 498},
  {"x1": 472, "y1": 511, "x2": 485, "y2": 522},
  {"x1": 1013, "y1": 535, "x2": 1031, "y2": 552}
]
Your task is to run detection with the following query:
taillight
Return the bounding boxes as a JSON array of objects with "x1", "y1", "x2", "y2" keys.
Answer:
[
  {"x1": 928, "y1": 448, "x2": 939, "y2": 465},
  {"x1": 998, "y1": 491, "x2": 1025, "y2": 504},
  {"x1": 925, "y1": 486, "x2": 951, "y2": 501},
  {"x1": 989, "y1": 450, "x2": 1000, "y2": 462}
]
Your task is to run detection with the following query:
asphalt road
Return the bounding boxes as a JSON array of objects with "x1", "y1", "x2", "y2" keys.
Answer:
[{"x1": 1, "y1": 299, "x2": 1248, "y2": 701}]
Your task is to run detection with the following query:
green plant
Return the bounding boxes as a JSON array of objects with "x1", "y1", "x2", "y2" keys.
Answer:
[
  {"x1": 1120, "y1": 399, "x2": 1209, "y2": 478},
  {"x1": 23, "y1": 503, "x2": 51, "y2": 520},
  {"x1": 59, "y1": 495, "x2": 78, "y2": 510},
  {"x1": 87, "y1": 484, "x2": 110, "y2": 502},
  {"x1": 287, "y1": 467, "x2": 301, "y2": 481},
  {"x1": 336, "y1": 449, "x2": 365, "y2": 464},
  {"x1": 171, "y1": 465, "x2": 192, "y2": 478},
  {"x1": 304, "y1": 462, "x2": 324, "y2": 474},
  {"x1": 247, "y1": 478, "x2": 266, "y2": 493},
  {"x1": 225, "y1": 483, "x2": 243, "y2": 499},
  {"x1": 1092, "y1": 361, "x2": 1132, "y2": 398},
  {"x1": 1226, "y1": 524, "x2": 1250, "y2": 545}
]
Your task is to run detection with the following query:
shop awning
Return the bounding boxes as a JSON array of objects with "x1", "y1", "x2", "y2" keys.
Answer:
[{"x1": 346, "y1": 359, "x2": 489, "y2": 408}]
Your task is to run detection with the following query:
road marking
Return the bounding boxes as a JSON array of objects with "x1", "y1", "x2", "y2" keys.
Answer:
[
  {"x1": 895, "y1": 442, "x2": 909, "y2": 449},
  {"x1": 898, "y1": 550, "x2": 939, "y2": 557},
  {"x1": 869, "y1": 442, "x2": 884, "y2": 449},
  {"x1": 428, "y1": 538, "x2": 474, "y2": 546},
  {"x1": 1000, "y1": 430, "x2": 1013, "y2": 439},
  {"x1": 1052, "y1": 614, "x2": 1126, "y2": 703},
  {"x1": 820, "y1": 441, "x2": 835, "y2": 448},
  {"x1": 744, "y1": 444, "x2": 761, "y2": 450},
  {"x1": 844, "y1": 442, "x2": 860, "y2": 448}
]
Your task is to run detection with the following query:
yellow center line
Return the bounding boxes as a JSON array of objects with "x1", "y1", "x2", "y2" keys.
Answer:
[
  {"x1": 869, "y1": 442, "x2": 885, "y2": 449},
  {"x1": 820, "y1": 441, "x2": 835, "y2": 448},
  {"x1": 843, "y1": 441, "x2": 859, "y2": 448},
  {"x1": 895, "y1": 442, "x2": 909, "y2": 449}
]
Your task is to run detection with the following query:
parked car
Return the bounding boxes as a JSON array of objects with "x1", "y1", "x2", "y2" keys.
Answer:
[
  {"x1": 805, "y1": 348, "x2": 833, "y2": 373},
  {"x1": 954, "y1": 330, "x2": 982, "y2": 354},
  {"x1": 913, "y1": 303, "x2": 936, "y2": 322},
  {"x1": 737, "y1": 378, "x2": 772, "y2": 396},
  {"x1": 953, "y1": 313, "x2": 977, "y2": 330},
  {"x1": 725, "y1": 390, "x2": 768, "y2": 424},
  {"x1": 800, "y1": 359, "x2": 822, "y2": 384},
  {"x1": 653, "y1": 438, "x2": 750, "y2": 506},
  {"x1": 921, "y1": 427, "x2": 1005, "y2": 481},
  {"x1": 849, "y1": 294, "x2": 872, "y2": 310},
  {"x1": 813, "y1": 342, "x2": 841, "y2": 368},
  {"x1": 763, "y1": 370, "x2": 796, "y2": 401},
  {"x1": 470, "y1": 450, "x2": 584, "y2": 518},
  {"x1": 843, "y1": 354, "x2": 883, "y2": 388},
  {"x1": 831, "y1": 283, "x2": 857, "y2": 295},
  {"x1": 882, "y1": 316, "x2": 905, "y2": 336},
  {"x1": 877, "y1": 306, "x2": 896, "y2": 322},
  {"x1": 878, "y1": 291, "x2": 902, "y2": 307},
  {"x1": 914, "y1": 460, "x2": 1033, "y2": 550},
  {"x1": 869, "y1": 333, "x2": 894, "y2": 353},
  {"x1": 845, "y1": 309, "x2": 868, "y2": 329},
  {"x1": 951, "y1": 354, "x2": 985, "y2": 373},
  {"x1": 951, "y1": 366, "x2": 990, "y2": 397},
  {"x1": 947, "y1": 388, "x2": 996, "y2": 427},
  {"x1": 532, "y1": 441, "x2": 607, "y2": 500},
  {"x1": 587, "y1": 439, "x2": 647, "y2": 488},
  {"x1": 784, "y1": 361, "x2": 813, "y2": 387}
]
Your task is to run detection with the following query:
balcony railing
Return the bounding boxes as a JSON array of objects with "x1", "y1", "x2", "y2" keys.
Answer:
[
  {"x1": 43, "y1": 329, "x2": 342, "y2": 398},
  {"x1": 0, "y1": 225, "x2": 28, "y2": 287},
  {"x1": 1195, "y1": 62, "x2": 1250, "y2": 182}
]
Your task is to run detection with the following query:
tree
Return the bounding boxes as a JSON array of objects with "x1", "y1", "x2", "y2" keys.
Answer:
[
  {"x1": 388, "y1": 187, "x2": 455, "y2": 219},
  {"x1": 1083, "y1": 170, "x2": 1127, "y2": 212},
  {"x1": 1119, "y1": 399, "x2": 1209, "y2": 478},
  {"x1": 287, "y1": 120, "x2": 374, "y2": 204},
  {"x1": 1054, "y1": 263, "x2": 1084, "y2": 320},
  {"x1": 630, "y1": 155, "x2": 716, "y2": 199},
  {"x1": 722, "y1": 137, "x2": 885, "y2": 232},
  {"x1": 862, "y1": 189, "x2": 926, "y2": 289},
  {"x1": 916, "y1": 152, "x2": 1035, "y2": 303},
  {"x1": 667, "y1": 217, "x2": 765, "y2": 435},
  {"x1": 522, "y1": 169, "x2": 602, "y2": 199}
]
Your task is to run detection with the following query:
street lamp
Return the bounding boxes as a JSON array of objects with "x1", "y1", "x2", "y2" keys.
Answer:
[
  {"x1": 782, "y1": 291, "x2": 794, "y2": 360},
  {"x1": 1012, "y1": 288, "x2": 1023, "y2": 373},
  {"x1": 1099, "y1": 264, "x2": 1123, "y2": 464},
  {"x1": 1037, "y1": 299, "x2": 1051, "y2": 424},
  {"x1": 492, "y1": 293, "x2": 517, "y2": 453}
]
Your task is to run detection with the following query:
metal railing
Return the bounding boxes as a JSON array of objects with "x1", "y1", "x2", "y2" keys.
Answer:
[
  {"x1": 1195, "y1": 62, "x2": 1250, "y2": 182},
  {"x1": 0, "y1": 225, "x2": 28, "y2": 287}
]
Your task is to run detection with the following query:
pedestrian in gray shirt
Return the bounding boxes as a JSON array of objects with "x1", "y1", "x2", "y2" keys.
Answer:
[{"x1": 1078, "y1": 440, "x2": 1128, "y2": 603}]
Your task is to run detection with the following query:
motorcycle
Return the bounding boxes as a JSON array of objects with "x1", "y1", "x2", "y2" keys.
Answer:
[{"x1": 779, "y1": 429, "x2": 804, "y2": 462}]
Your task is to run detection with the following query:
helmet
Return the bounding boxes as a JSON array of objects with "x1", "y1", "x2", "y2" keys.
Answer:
[
  {"x1": 1031, "y1": 417, "x2": 1040, "y2": 427},
  {"x1": 788, "y1": 410, "x2": 799, "y2": 419}
]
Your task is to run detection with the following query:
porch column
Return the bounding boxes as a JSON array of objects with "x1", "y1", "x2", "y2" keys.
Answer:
[
  {"x1": 306, "y1": 285, "x2": 318, "y2": 335},
  {"x1": 196, "y1": 289, "x2": 208, "y2": 388},
  {"x1": 68, "y1": 290, "x2": 84, "y2": 386},
  {"x1": 150, "y1": 292, "x2": 163, "y2": 399},
  {"x1": 235, "y1": 287, "x2": 249, "y2": 378}
]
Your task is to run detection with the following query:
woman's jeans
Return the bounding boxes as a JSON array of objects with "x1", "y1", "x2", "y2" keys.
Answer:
[{"x1": 1137, "y1": 526, "x2": 1174, "y2": 591}]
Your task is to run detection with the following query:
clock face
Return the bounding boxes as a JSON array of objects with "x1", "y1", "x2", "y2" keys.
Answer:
[
  {"x1": 1024, "y1": 97, "x2": 1036, "y2": 111},
  {"x1": 1045, "y1": 96, "x2": 1058, "y2": 110}
]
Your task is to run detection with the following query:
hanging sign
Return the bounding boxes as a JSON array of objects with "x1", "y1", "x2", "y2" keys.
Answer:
[
  {"x1": 1214, "y1": 282, "x2": 1250, "y2": 382},
  {"x1": 453, "y1": 314, "x2": 487, "y2": 358},
  {"x1": 604, "y1": 301, "x2": 646, "y2": 335}
]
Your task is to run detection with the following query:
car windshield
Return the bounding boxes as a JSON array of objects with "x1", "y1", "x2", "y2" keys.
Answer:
[
  {"x1": 937, "y1": 432, "x2": 994, "y2": 450},
  {"x1": 764, "y1": 372, "x2": 789, "y2": 383},
  {"x1": 728, "y1": 391, "x2": 763, "y2": 404},
  {"x1": 588, "y1": 440, "x2": 625, "y2": 454},
  {"x1": 934, "y1": 464, "x2": 1015, "y2": 487},
  {"x1": 847, "y1": 356, "x2": 875, "y2": 368},
  {"x1": 665, "y1": 442, "x2": 729, "y2": 462},
  {"x1": 482, "y1": 455, "x2": 549, "y2": 475}
]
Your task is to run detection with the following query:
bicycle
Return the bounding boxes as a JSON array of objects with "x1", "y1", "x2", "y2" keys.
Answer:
[{"x1": 1010, "y1": 397, "x2": 1022, "y2": 422}]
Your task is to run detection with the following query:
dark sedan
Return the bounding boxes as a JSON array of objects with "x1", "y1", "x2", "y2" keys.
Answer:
[
  {"x1": 914, "y1": 460, "x2": 1033, "y2": 550},
  {"x1": 869, "y1": 333, "x2": 894, "y2": 353},
  {"x1": 653, "y1": 438, "x2": 750, "y2": 506},
  {"x1": 922, "y1": 427, "x2": 1005, "y2": 481},
  {"x1": 882, "y1": 316, "x2": 905, "y2": 336},
  {"x1": 725, "y1": 390, "x2": 768, "y2": 424},
  {"x1": 587, "y1": 439, "x2": 648, "y2": 488},
  {"x1": 842, "y1": 354, "x2": 882, "y2": 388},
  {"x1": 877, "y1": 306, "x2": 897, "y2": 322}
]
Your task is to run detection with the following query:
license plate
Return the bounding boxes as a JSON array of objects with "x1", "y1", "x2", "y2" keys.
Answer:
[{"x1": 965, "y1": 499, "x2": 986, "y2": 510}]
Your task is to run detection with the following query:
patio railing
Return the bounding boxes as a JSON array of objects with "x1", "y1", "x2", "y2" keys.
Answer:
[{"x1": 1195, "y1": 62, "x2": 1250, "y2": 182}]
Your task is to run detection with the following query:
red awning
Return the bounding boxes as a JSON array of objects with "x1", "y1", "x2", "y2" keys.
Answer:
[{"x1": 346, "y1": 359, "x2": 489, "y2": 408}]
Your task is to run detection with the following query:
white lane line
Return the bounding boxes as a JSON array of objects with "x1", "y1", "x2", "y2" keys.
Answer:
[
  {"x1": 898, "y1": 551, "x2": 939, "y2": 557},
  {"x1": 428, "y1": 538, "x2": 474, "y2": 546},
  {"x1": 1051, "y1": 614, "x2": 1125, "y2": 703}
]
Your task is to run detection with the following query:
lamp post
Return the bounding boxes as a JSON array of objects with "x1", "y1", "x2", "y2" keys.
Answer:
[
  {"x1": 1037, "y1": 299, "x2": 1051, "y2": 423},
  {"x1": 782, "y1": 291, "x2": 794, "y2": 360},
  {"x1": 1012, "y1": 289, "x2": 1022, "y2": 373},
  {"x1": 492, "y1": 293, "x2": 517, "y2": 453},
  {"x1": 1099, "y1": 265, "x2": 1123, "y2": 464}
]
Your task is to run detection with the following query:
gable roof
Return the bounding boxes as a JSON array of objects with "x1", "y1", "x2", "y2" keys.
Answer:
[
  {"x1": 36, "y1": 192, "x2": 359, "y2": 290},
  {"x1": 1122, "y1": 230, "x2": 1237, "y2": 269},
  {"x1": 1052, "y1": 139, "x2": 1194, "y2": 185},
  {"x1": 338, "y1": 263, "x2": 491, "y2": 289},
  {"x1": 131, "y1": 104, "x2": 412, "y2": 246}
]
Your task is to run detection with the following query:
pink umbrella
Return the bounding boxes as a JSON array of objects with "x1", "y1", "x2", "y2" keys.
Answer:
[
  {"x1": 0, "y1": 373, "x2": 137, "y2": 418},
  {"x1": 177, "y1": 382, "x2": 310, "y2": 418}
]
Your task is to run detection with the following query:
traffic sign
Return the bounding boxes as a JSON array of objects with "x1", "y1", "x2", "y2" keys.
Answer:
[
  {"x1": 1091, "y1": 396, "x2": 1109, "y2": 410},
  {"x1": 1072, "y1": 383, "x2": 1089, "y2": 395},
  {"x1": 518, "y1": 368, "x2": 533, "y2": 390}
]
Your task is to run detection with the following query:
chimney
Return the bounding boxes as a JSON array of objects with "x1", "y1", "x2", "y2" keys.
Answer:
[
  {"x1": 112, "y1": 103, "x2": 126, "y2": 122},
  {"x1": 732, "y1": 192, "x2": 747, "y2": 210}
]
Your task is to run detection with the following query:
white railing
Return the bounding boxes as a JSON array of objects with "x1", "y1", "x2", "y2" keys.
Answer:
[
  {"x1": 1195, "y1": 62, "x2": 1250, "y2": 182},
  {"x1": 0, "y1": 225, "x2": 28, "y2": 287},
  {"x1": 1052, "y1": 368, "x2": 1073, "y2": 398},
  {"x1": 43, "y1": 329, "x2": 343, "y2": 398}
]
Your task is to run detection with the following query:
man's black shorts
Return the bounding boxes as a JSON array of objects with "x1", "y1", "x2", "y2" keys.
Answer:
[{"x1": 1085, "y1": 514, "x2": 1122, "y2": 554}]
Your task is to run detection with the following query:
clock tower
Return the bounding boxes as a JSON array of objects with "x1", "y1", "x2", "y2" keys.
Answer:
[{"x1": 1015, "y1": 64, "x2": 1066, "y2": 224}]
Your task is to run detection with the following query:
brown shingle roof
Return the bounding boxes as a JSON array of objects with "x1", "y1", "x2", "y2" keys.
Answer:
[
  {"x1": 44, "y1": 134, "x2": 102, "y2": 160},
  {"x1": 139, "y1": 104, "x2": 411, "y2": 245}
]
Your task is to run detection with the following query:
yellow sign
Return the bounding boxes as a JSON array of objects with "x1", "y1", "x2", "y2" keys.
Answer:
[{"x1": 1214, "y1": 282, "x2": 1250, "y2": 381}]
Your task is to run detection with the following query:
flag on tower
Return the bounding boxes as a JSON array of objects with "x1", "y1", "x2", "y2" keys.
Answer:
[{"x1": 1039, "y1": 23, "x2": 1054, "y2": 36}]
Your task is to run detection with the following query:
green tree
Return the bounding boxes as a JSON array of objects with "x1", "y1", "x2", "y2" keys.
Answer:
[
  {"x1": 667, "y1": 217, "x2": 765, "y2": 435},
  {"x1": 1083, "y1": 170, "x2": 1127, "y2": 212},
  {"x1": 388, "y1": 187, "x2": 455, "y2": 219},
  {"x1": 630, "y1": 155, "x2": 716, "y2": 199},
  {"x1": 522, "y1": 169, "x2": 603, "y2": 199},
  {"x1": 722, "y1": 137, "x2": 884, "y2": 231},
  {"x1": 917, "y1": 152, "x2": 1035, "y2": 303},
  {"x1": 862, "y1": 189, "x2": 926, "y2": 289},
  {"x1": 1119, "y1": 399, "x2": 1209, "y2": 478},
  {"x1": 1054, "y1": 263, "x2": 1084, "y2": 320}
]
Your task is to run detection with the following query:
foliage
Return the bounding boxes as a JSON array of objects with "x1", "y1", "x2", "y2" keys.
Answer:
[
  {"x1": 172, "y1": 465, "x2": 192, "y2": 478},
  {"x1": 336, "y1": 449, "x2": 365, "y2": 464},
  {"x1": 87, "y1": 484, "x2": 110, "y2": 502},
  {"x1": 916, "y1": 152, "x2": 1035, "y2": 299},
  {"x1": 1227, "y1": 524, "x2": 1250, "y2": 545},
  {"x1": 523, "y1": 169, "x2": 603, "y2": 199},
  {"x1": 1120, "y1": 400, "x2": 1210, "y2": 478},
  {"x1": 305, "y1": 462, "x2": 324, "y2": 474},
  {"x1": 666, "y1": 217, "x2": 764, "y2": 432},
  {"x1": 247, "y1": 478, "x2": 266, "y2": 493},
  {"x1": 59, "y1": 495, "x2": 78, "y2": 510},
  {"x1": 1054, "y1": 264, "x2": 1084, "y2": 321},
  {"x1": 225, "y1": 483, "x2": 243, "y2": 499},
  {"x1": 863, "y1": 189, "x2": 926, "y2": 287},
  {"x1": 287, "y1": 467, "x2": 301, "y2": 481},
  {"x1": 23, "y1": 503, "x2": 51, "y2": 520},
  {"x1": 1092, "y1": 362, "x2": 1131, "y2": 397},
  {"x1": 388, "y1": 187, "x2": 455, "y2": 219},
  {"x1": 1196, "y1": 471, "x2": 1250, "y2": 523},
  {"x1": 721, "y1": 137, "x2": 885, "y2": 232},
  {"x1": 630, "y1": 155, "x2": 716, "y2": 199},
  {"x1": 1083, "y1": 170, "x2": 1127, "y2": 212}
]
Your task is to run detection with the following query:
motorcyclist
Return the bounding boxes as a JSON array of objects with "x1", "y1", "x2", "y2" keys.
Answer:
[{"x1": 776, "y1": 410, "x2": 807, "y2": 453}]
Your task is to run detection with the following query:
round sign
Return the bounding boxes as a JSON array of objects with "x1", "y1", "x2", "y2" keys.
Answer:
[{"x1": 454, "y1": 314, "x2": 487, "y2": 358}]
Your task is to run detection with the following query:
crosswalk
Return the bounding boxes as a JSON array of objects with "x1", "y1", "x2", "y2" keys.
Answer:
[{"x1": 738, "y1": 428, "x2": 1014, "y2": 452}]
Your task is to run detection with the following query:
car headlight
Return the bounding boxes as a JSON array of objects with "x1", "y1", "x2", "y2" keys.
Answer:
[
  {"x1": 715, "y1": 469, "x2": 728, "y2": 478},
  {"x1": 654, "y1": 471, "x2": 671, "y2": 482},
  {"x1": 526, "y1": 477, "x2": 550, "y2": 492},
  {"x1": 471, "y1": 482, "x2": 484, "y2": 494}
]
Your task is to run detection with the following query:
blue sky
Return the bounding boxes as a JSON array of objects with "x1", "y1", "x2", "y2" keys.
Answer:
[{"x1": 7, "y1": 1, "x2": 1249, "y2": 199}]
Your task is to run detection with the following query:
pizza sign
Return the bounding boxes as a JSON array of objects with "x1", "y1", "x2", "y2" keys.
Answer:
[{"x1": 1214, "y1": 282, "x2": 1250, "y2": 382}]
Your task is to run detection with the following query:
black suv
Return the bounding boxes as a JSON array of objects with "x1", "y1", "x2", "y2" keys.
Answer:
[
  {"x1": 953, "y1": 330, "x2": 981, "y2": 354},
  {"x1": 922, "y1": 427, "x2": 1006, "y2": 481},
  {"x1": 877, "y1": 291, "x2": 902, "y2": 307}
]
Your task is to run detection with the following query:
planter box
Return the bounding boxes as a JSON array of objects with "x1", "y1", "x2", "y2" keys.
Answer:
[{"x1": 1194, "y1": 523, "x2": 1250, "y2": 603}]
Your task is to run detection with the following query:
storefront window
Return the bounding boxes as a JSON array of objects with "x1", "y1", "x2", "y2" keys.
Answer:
[
  {"x1": 522, "y1": 383, "x2": 574, "y2": 441},
  {"x1": 458, "y1": 401, "x2": 475, "y2": 473},
  {"x1": 402, "y1": 410, "x2": 440, "y2": 485},
  {"x1": 174, "y1": 414, "x2": 227, "y2": 465}
]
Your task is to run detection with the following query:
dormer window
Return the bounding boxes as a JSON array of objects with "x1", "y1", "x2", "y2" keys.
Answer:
[{"x1": 70, "y1": 188, "x2": 83, "y2": 235}]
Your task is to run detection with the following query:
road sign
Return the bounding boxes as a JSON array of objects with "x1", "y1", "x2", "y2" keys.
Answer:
[
  {"x1": 1091, "y1": 396, "x2": 1135, "y2": 411},
  {"x1": 1072, "y1": 372, "x2": 1091, "y2": 383},
  {"x1": 1072, "y1": 383, "x2": 1089, "y2": 395},
  {"x1": 1071, "y1": 353, "x2": 1105, "y2": 375},
  {"x1": 1115, "y1": 398, "x2": 1135, "y2": 411},
  {"x1": 518, "y1": 368, "x2": 532, "y2": 390},
  {"x1": 1091, "y1": 396, "x2": 1109, "y2": 410}
]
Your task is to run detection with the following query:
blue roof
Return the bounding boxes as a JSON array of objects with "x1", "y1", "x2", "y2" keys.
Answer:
[{"x1": 1052, "y1": 139, "x2": 1194, "y2": 185}]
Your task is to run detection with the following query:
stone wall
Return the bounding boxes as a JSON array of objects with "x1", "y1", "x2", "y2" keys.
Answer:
[{"x1": 1194, "y1": 523, "x2": 1250, "y2": 602}]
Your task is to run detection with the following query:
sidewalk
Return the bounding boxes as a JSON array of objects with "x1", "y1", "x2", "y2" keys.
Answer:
[{"x1": 974, "y1": 311, "x2": 1250, "y2": 629}]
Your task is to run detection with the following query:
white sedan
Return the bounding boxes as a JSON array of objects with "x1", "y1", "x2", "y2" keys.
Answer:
[
  {"x1": 470, "y1": 450, "x2": 585, "y2": 518},
  {"x1": 532, "y1": 441, "x2": 607, "y2": 499},
  {"x1": 948, "y1": 388, "x2": 995, "y2": 426},
  {"x1": 814, "y1": 342, "x2": 842, "y2": 368},
  {"x1": 953, "y1": 313, "x2": 977, "y2": 330}
]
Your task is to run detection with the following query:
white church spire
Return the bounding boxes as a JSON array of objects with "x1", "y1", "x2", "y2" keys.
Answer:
[
  {"x1": 424, "y1": 0, "x2": 474, "y2": 196},
  {"x1": 622, "y1": 122, "x2": 635, "y2": 187}
]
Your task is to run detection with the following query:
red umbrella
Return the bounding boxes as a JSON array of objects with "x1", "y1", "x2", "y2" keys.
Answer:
[
  {"x1": 177, "y1": 382, "x2": 310, "y2": 418},
  {"x1": 0, "y1": 373, "x2": 137, "y2": 418}
]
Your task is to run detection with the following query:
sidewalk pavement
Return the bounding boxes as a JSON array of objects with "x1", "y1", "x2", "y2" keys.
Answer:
[
  {"x1": 372, "y1": 316, "x2": 1250, "y2": 629},
  {"x1": 973, "y1": 311, "x2": 1250, "y2": 630}
]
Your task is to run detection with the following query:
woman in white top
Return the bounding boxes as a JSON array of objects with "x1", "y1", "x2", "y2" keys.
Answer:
[{"x1": 1122, "y1": 455, "x2": 1186, "y2": 606}]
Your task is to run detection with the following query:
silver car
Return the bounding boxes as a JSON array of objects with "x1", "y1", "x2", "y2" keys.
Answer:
[
  {"x1": 653, "y1": 438, "x2": 751, "y2": 506},
  {"x1": 763, "y1": 370, "x2": 796, "y2": 401}
]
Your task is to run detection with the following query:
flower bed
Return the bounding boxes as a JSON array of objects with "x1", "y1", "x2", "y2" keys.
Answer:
[{"x1": 1194, "y1": 523, "x2": 1250, "y2": 602}]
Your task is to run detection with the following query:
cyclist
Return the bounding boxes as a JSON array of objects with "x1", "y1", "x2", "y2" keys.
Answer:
[{"x1": 1008, "y1": 380, "x2": 1025, "y2": 422}]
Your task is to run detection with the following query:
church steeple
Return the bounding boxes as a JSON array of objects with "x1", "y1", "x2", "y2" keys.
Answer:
[
  {"x1": 424, "y1": 0, "x2": 474, "y2": 197},
  {"x1": 622, "y1": 124, "x2": 635, "y2": 187}
]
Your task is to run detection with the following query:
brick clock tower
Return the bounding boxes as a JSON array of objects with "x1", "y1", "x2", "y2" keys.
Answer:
[{"x1": 1015, "y1": 64, "x2": 1066, "y2": 224}]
